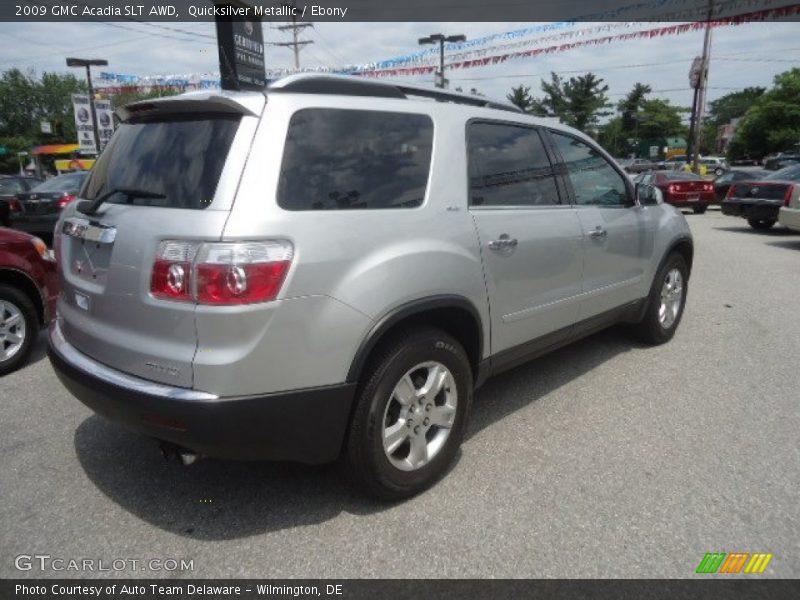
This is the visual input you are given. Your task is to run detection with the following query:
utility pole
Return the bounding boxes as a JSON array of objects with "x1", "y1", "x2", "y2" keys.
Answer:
[
  {"x1": 691, "y1": 0, "x2": 714, "y2": 174},
  {"x1": 418, "y1": 33, "x2": 466, "y2": 89},
  {"x1": 273, "y1": 15, "x2": 313, "y2": 69}
]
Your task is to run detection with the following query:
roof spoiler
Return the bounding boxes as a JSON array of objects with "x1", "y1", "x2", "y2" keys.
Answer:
[{"x1": 116, "y1": 95, "x2": 258, "y2": 122}]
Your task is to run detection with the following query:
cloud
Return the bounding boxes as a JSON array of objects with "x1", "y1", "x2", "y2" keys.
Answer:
[{"x1": 0, "y1": 19, "x2": 796, "y2": 111}]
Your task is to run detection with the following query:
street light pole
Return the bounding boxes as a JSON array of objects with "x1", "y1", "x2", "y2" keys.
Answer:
[
  {"x1": 66, "y1": 57, "x2": 108, "y2": 154},
  {"x1": 418, "y1": 33, "x2": 466, "y2": 89}
]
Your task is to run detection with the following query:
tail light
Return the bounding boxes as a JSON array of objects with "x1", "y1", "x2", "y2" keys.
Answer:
[
  {"x1": 57, "y1": 193, "x2": 77, "y2": 209},
  {"x1": 785, "y1": 184, "x2": 795, "y2": 207},
  {"x1": 667, "y1": 184, "x2": 677, "y2": 194},
  {"x1": 725, "y1": 185, "x2": 737, "y2": 199},
  {"x1": 8, "y1": 197, "x2": 20, "y2": 212},
  {"x1": 704, "y1": 183, "x2": 714, "y2": 192},
  {"x1": 151, "y1": 240, "x2": 293, "y2": 305}
]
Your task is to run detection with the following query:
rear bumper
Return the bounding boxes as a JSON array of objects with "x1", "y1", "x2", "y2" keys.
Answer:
[
  {"x1": 10, "y1": 214, "x2": 59, "y2": 234},
  {"x1": 721, "y1": 199, "x2": 782, "y2": 221},
  {"x1": 48, "y1": 321, "x2": 356, "y2": 464},
  {"x1": 778, "y1": 207, "x2": 800, "y2": 232}
]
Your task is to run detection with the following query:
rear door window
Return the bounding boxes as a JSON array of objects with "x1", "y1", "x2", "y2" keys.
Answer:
[
  {"x1": 278, "y1": 108, "x2": 433, "y2": 210},
  {"x1": 467, "y1": 121, "x2": 560, "y2": 207},
  {"x1": 82, "y1": 114, "x2": 241, "y2": 209}
]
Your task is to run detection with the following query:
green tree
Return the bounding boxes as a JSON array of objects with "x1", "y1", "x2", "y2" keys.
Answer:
[
  {"x1": 729, "y1": 68, "x2": 800, "y2": 159},
  {"x1": 507, "y1": 84, "x2": 535, "y2": 113},
  {"x1": 0, "y1": 68, "x2": 86, "y2": 142},
  {"x1": 532, "y1": 72, "x2": 612, "y2": 132}
]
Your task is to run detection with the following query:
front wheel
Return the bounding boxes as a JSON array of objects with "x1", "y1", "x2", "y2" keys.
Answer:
[
  {"x1": 0, "y1": 284, "x2": 39, "y2": 376},
  {"x1": 715, "y1": 168, "x2": 724, "y2": 176},
  {"x1": 633, "y1": 253, "x2": 688, "y2": 345},
  {"x1": 345, "y1": 328, "x2": 472, "y2": 500},
  {"x1": 748, "y1": 218, "x2": 775, "y2": 230}
]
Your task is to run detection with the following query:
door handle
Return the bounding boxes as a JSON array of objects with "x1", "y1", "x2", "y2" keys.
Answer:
[
  {"x1": 588, "y1": 227, "x2": 608, "y2": 239},
  {"x1": 488, "y1": 234, "x2": 518, "y2": 250}
]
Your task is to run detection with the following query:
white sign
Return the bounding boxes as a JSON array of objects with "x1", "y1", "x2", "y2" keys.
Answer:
[
  {"x1": 689, "y1": 56, "x2": 703, "y2": 89},
  {"x1": 94, "y1": 98, "x2": 115, "y2": 150},
  {"x1": 72, "y1": 94, "x2": 97, "y2": 153},
  {"x1": 40, "y1": 121, "x2": 52, "y2": 134}
]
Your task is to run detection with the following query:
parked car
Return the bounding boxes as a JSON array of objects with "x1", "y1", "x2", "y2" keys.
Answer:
[
  {"x1": 764, "y1": 153, "x2": 800, "y2": 171},
  {"x1": 622, "y1": 158, "x2": 655, "y2": 174},
  {"x1": 721, "y1": 164, "x2": 800, "y2": 229},
  {"x1": 9, "y1": 171, "x2": 88, "y2": 237},
  {"x1": 48, "y1": 75, "x2": 693, "y2": 499},
  {"x1": 0, "y1": 227, "x2": 57, "y2": 375},
  {"x1": 779, "y1": 199, "x2": 800, "y2": 232},
  {"x1": 0, "y1": 175, "x2": 43, "y2": 227},
  {"x1": 713, "y1": 168, "x2": 768, "y2": 202},
  {"x1": 635, "y1": 170, "x2": 715, "y2": 213},
  {"x1": 699, "y1": 156, "x2": 730, "y2": 176}
]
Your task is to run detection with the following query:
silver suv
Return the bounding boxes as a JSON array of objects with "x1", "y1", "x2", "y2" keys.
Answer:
[{"x1": 48, "y1": 75, "x2": 693, "y2": 499}]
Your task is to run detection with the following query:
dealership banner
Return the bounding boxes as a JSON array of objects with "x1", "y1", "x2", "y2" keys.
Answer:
[
  {"x1": 71, "y1": 94, "x2": 97, "y2": 154},
  {"x1": 214, "y1": 1, "x2": 266, "y2": 91}
]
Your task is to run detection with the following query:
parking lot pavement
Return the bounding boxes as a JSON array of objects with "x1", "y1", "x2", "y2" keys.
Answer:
[{"x1": 1, "y1": 210, "x2": 799, "y2": 579}]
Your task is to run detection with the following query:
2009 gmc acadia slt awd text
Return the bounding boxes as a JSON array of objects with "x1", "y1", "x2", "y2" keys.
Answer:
[{"x1": 48, "y1": 74, "x2": 692, "y2": 499}]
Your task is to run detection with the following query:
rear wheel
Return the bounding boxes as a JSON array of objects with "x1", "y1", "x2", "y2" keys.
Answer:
[
  {"x1": 633, "y1": 253, "x2": 688, "y2": 345},
  {"x1": 748, "y1": 218, "x2": 775, "y2": 230},
  {"x1": 0, "y1": 284, "x2": 39, "y2": 376},
  {"x1": 714, "y1": 168, "x2": 724, "y2": 176},
  {"x1": 693, "y1": 205, "x2": 708, "y2": 214},
  {"x1": 345, "y1": 328, "x2": 472, "y2": 500}
]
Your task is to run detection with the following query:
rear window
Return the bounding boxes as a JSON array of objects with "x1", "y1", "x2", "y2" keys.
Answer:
[
  {"x1": 277, "y1": 108, "x2": 433, "y2": 210},
  {"x1": 33, "y1": 172, "x2": 87, "y2": 192},
  {"x1": 663, "y1": 172, "x2": 701, "y2": 181},
  {"x1": 82, "y1": 114, "x2": 241, "y2": 209}
]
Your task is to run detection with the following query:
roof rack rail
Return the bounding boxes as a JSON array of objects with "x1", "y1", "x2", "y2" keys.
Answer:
[{"x1": 268, "y1": 74, "x2": 523, "y2": 114}]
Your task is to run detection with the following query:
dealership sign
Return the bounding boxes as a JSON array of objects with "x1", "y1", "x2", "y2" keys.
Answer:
[
  {"x1": 72, "y1": 94, "x2": 96, "y2": 153},
  {"x1": 72, "y1": 95, "x2": 116, "y2": 153},
  {"x1": 214, "y1": 1, "x2": 265, "y2": 91}
]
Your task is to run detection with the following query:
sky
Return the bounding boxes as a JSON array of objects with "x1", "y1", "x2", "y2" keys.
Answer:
[{"x1": 0, "y1": 19, "x2": 798, "y2": 118}]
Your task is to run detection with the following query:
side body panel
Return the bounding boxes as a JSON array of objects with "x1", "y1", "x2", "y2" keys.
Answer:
[{"x1": 215, "y1": 95, "x2": 489, "y2": 396}]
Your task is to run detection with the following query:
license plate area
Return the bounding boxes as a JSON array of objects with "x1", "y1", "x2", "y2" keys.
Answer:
[
  {"x1": 687, "y1": 195, "x2": 699, "y2": 202},
  {"x1": 62, "y1": 217, "x2": 115, "y2": 285}
]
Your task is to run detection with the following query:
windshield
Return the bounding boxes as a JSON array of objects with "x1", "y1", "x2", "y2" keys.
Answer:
[
  {"x1": 32, "y1": 172, "x2": 87, "y2": 193},
  {"x1": 764, "y1": 164, "x2": 800, "y2": 181},
  {"x1": 82, "y1": 114, "x2": 241, "y2": 209}
]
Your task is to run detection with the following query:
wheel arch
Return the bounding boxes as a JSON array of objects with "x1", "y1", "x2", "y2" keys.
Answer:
[
  {"x1": 0, "y1": 268, "x2": 45, "y2": 324},
  {"x1": 665, "y1": 236, "x2": 694, "y2": 279},
  {"x1": 346, "y1": 295, "x2": 484, "y2": 386}
]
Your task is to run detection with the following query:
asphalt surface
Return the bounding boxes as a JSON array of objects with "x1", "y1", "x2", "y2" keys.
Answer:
[{"x1": 1, "y1": 209, "x2": 799, "y2": 579}]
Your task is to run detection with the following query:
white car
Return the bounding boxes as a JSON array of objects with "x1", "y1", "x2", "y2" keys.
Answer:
[{"x1": 779, "y1": 196, "x2": 800, "y2": 232}]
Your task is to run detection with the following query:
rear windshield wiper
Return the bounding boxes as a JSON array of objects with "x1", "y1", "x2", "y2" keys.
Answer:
[{"x1": 77, "y1": 187, "x2": 166, "y2": 216}]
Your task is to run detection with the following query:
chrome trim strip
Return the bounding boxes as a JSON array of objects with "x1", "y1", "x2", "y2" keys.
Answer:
[
  {"x1": 49, "y1": 320, "x2": 218, "y2": 401},
  {"x1": 62, "y1": 216, "x2": 116, "y2": 244}
]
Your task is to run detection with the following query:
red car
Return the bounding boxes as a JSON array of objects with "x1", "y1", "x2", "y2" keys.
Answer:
[
  {"x1": 636, "y1": 171, "x2": 715, "y2": 213},
  {"x1": 0, "y1": 227, "x2": 58, "y2": 375}
]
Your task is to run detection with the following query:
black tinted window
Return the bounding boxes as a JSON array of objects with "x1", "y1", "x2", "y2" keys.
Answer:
[
  {"x1": 467, "y1": 122, "x2": 559, "y2": 207},
  {"x1": 83, "y1": 115, "x2": 240, "y2": 209},
  {"x1": 551, "y1": 132, "x2": 629, "y2": 206},
  {"x1": 278, "y1": 109, "x2": 433, "y2": 210}
]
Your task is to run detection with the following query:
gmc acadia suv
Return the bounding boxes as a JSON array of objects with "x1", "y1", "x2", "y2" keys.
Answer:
[{"x1": 48, "y1": 75, "x2": 693, "y2": 499}]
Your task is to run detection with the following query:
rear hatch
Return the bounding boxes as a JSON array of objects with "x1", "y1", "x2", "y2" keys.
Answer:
[{"x1": 55, "y1": 93, "x2": 264, "y2": 388}]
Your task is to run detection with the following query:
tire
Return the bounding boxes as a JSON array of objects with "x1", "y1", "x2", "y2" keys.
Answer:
[
  {"x1": 345, "y1": 327, "x2": 472, "y2": 500},
  {"x1": 692, "y1": 205, "x2": 708, "y2": 214},
  {"x1": 0, "y1": 284, "x2": 39, "y2": 376},
  {"x1": 633, "y1": 253, "x2": 688, "y2": 345},
  {"x1": 748, "y1": 218, "x2": 775, "y2": 230},
  {"x1": 715, "y1": 168, "x2": 724, "y2": 176}
]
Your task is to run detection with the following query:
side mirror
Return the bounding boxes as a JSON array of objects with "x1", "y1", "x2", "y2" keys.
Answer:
[{"x1": 635, "y1": 183, "x2": 662, "y2": 206}]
